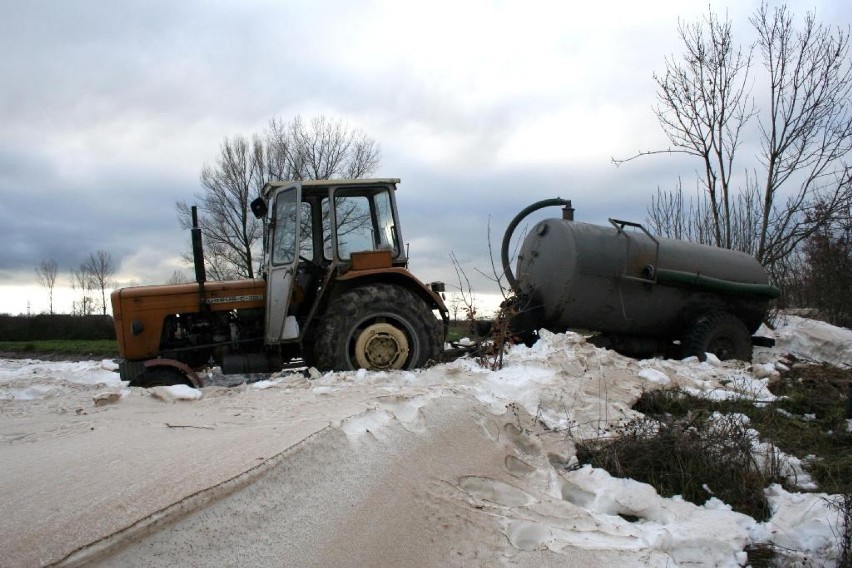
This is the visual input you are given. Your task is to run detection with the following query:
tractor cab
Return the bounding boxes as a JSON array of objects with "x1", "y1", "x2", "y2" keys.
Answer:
[{"x1": 252, "y1": 179, "x2": 431, "y2": 357}]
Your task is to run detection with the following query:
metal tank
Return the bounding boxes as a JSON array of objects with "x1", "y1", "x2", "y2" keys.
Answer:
[{"x1": 501, "y1": 199, "x2": 779, "y2": 360}]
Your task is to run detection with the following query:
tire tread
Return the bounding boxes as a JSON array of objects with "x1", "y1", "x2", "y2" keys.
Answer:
[{"x1": 313, "y1": 284, "x2": 442, "y2": 371}]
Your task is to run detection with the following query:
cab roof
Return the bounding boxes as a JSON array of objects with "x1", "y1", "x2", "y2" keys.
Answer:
[{"x1": 261, "y1": 178, "x2": 401, "y2": 199}]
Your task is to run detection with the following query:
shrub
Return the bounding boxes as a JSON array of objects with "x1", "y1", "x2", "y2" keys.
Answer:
[{"x1": 576, "y1": 410, "x2": 780, "y2": 520}]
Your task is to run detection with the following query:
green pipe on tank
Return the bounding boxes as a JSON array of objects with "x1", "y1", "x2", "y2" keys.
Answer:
[{"x1": 655, "y1": 268, "x2": 781, "y2": 299}]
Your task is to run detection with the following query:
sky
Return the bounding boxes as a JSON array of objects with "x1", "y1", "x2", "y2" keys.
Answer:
[{"x1": 2, "y1": 0, "x2": 851, "y2": 315}]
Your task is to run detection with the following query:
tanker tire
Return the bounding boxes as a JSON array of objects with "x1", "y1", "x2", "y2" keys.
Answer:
[
  {"x1": 313, "y1": 283, "x2": 443, "y2": 372},
  {"x1": 681, "y1": 312, "x2": 753, "y2": 362},
  {"x1": 134, "y1": 366, "x2": 191, "y2": 388}
]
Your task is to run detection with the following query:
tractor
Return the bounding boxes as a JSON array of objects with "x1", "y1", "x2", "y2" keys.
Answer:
[{"x1": 111, "y1": 179, "x2": 448, "y2": 387}]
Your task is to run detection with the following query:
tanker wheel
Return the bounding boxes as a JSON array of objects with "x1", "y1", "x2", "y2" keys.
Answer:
[
  {"x1": 681, "y1": 312, "x2": 753, "y2": 362},
  {"x1": 133, "y1": 366, "x2": 191, "y2": 388},
  {"x1": 313, "y1": 283, "x2": 443, "y2": 372}
]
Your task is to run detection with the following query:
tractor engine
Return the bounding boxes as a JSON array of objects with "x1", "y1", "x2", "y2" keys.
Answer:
[{"x1": 158, "y1": 308, "x2": 265, "y2": 369}]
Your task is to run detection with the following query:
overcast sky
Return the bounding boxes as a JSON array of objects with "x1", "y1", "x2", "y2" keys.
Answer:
[{"x1": 2, "y1": 0, "x2": 850, "y2": 315}]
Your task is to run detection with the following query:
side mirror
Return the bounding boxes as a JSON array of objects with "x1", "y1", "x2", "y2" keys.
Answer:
[{"x1": 250, "y1": 197, "x2": 268, "y2": 219}]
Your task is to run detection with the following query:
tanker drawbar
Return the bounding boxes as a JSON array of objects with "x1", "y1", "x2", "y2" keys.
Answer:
[{"x1": 502, "y1": 199, "x2": 778, "y2": 361}]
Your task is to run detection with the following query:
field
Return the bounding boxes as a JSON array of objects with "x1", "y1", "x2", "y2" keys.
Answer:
[{"x1": 0, "y1": 339, "x2": 118, "y2": 360}]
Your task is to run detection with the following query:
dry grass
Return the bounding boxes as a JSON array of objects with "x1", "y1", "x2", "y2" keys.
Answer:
[
  {"x1": 576, "y1": 362, "x2": 852, "y2": 562},
  {"x1": 576, "y1": 412, "x2": 781, "y2": 520}
]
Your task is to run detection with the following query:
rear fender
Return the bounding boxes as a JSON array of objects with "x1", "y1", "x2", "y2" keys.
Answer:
[
  {"x1": 301, "y1": 267, "x2": 449, "y2": 339},
  {"x1": 336, "y1": 268, "x2": 448, "y2": 312}
]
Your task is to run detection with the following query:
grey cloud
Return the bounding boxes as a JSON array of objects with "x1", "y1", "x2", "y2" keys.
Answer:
[{"x1": 5, "y1": 0, "x2": 837, "y2": 312}]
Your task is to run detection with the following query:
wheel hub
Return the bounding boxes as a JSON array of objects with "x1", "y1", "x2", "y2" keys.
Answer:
[
  {"x1": 354, "y1": 323, "x2": 409, "y2": 370},
  {"x1": 708, "y1": 336, "x2": 736, "y2": 359}
]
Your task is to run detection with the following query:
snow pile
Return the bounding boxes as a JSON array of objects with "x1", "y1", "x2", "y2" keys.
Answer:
[
  {"x1": 765, "y1": 314, "x2": 852, "y2": 367},
  {"x1": 757, "y1": 485, "x2": 844, "y2": 565},
  {"x1": 148, "y1": 384, "x2": 203, "y2": 402},
  {"x1": 0, "y1": 358, "x2": 121, "y2": 400},
  {"x1": 0, "y1": 315, "x2": 849, "y2": 567}
]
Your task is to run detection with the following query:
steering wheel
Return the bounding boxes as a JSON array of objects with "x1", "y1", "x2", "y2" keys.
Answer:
[{"x1": 299, "y1": 255, "x2": 324, "y2": 270}]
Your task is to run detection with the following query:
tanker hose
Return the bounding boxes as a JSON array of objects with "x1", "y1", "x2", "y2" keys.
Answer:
[
  {"x1": 501, "y1": 198, "x2": 572, "y2": 292},
  {"x1": 655, "y1": 268, "x2": 781, "y2": 299}
]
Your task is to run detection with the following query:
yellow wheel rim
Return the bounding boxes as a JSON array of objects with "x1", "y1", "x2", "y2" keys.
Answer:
[{"x1": 354, "y1": 323, "x2": 409, "y2": 370}]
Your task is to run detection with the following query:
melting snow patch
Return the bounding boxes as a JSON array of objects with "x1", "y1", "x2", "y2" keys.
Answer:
[
  {"x1": 637, "y1": 368, "x2": 670, "y2": 385},
  {"x1": 0, "y1": 359, "x2": 123, "y2": 400},
  {"x1": 148, "y1": 385, "x2": 203, "y2": 402},
  {"x1": 704, "y1": 352, "x2": 723, "y2": 366},
  {"x1": 376, "y1": 395, "x2": 430, "y2": 433},
  {"x1": 92, "y1": 390, "x2": 128, "y2": 406},
  {"x1": 339, "y1": 407, "x2": 394, "y2": 441},
  {"x1": 0, "y1": 384, "x2": 63, "y2": 401},
  {"x1": 751, "y1": 363, "x2": 779, "y2": 379},
  {"x1": 771, "y1": 315, "x2": 852, "y2": 367},
  {"x1": 250, "y1": 379, "x2": 280, "y2": 390},
  {"x1": 757, "y1": 484, "x2": 842, "y2": 565}
]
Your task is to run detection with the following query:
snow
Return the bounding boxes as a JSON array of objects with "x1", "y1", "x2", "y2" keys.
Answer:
[
  {"x1": 0, "y1": 358, "x2": 120, "y2": 400},
  {"x1": 760, "y1": 315, "x2": 852, "y2": 367},
  {"x1": 0, "y1": 316, "x2": 849, "y2": 567},
  {"x1": 638, "y1": 368, "x2": 671, "y2": 385},
  {"x1": 148, "y1": 384, "x2": 203, "y2": 402}
]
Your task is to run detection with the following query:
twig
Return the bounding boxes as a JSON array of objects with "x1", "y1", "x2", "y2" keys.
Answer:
[{"x1": 165, "y1": 423, "x2": 215, "y2": 430}]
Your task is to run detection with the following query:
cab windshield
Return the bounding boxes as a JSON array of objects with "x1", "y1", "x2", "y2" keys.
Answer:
[{"x1": 324, "y1": 187, "x2": 398, "y2": 260}]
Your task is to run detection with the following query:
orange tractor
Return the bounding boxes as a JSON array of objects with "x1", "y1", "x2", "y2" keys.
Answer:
[{"x1": 111, "y1": 179, "x2": 448, "y2": 387}]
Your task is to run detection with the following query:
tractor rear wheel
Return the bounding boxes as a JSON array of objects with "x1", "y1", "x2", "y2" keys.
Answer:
[
  {"x1": 313, "y1": 283, "x2": 443, "y2": 372},
  {"x1": 681, "y1": 312, "x2": 753, "y2": 362}
]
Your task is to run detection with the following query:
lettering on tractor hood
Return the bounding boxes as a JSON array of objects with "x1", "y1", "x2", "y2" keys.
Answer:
[{"x1": 204, "y1": 295, "x2": 264, "y2": 305}]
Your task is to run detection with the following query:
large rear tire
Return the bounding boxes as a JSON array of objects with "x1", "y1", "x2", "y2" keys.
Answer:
[
  {"x1": 681, "y1": 312, "x2": 753, "y2": 362},
  {"x1": 313, "y1": 284, "x2": 443, "y2": 371}
]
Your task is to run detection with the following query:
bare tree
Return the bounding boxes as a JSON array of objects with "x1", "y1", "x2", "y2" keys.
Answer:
[
  {"x1": 179, "y1": 115, "x2": 381, "y2": 280},
  {"x1": 750, "y1": 4, "x2": 852, "y2": 267},
  {"x1": 71, "y1": 268, "x2": 96, "y2": 316},
  {"x1": 81, "y1": 250, "x2": 116, "y2": 315},
  {"x1": 167, "y1": 270, "x2": 190, "y2": 284},
  {"x1": 647, "y1": 179, "x2": 764, "y2": 255},
  {"x1": 35, "y1": 260, "x2": 58, "y2": 314},
  {"x1": 178, "y1": 135, "x2": 266, "y2": 280},
  {"x1": 266, "y1": 115, "x2": 380, "y2": 180},
  {"x1": 618, "y1": 9, "x2": 754, "y2": 248},
  {"x1": 781, "y1": 198, "x2": 852, "y2": 326},
  {"x1": 619, "y1": 3, "x2": 852, "y2": 274}
]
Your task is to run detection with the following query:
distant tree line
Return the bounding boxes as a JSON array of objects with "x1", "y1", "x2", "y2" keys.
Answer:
[{"x1": 34, "y1": 250, "x2": 116, "y2": 316}]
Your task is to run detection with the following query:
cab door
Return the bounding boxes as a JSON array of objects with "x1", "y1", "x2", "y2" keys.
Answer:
[{"x1": 265, "y1": 185, "x2": 301, "y2": 344}]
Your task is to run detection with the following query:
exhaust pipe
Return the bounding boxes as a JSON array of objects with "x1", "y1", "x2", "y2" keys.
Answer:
[
  {"x1": 191, "y1": 206, "x2": 206, "y2": 284},
  {"x1": 191, "y1": 206, "x2": 208, "y2": 307}
]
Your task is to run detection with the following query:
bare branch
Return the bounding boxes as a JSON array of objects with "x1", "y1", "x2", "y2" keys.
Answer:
[
  {"x1": 181, "y1": 115, "x2": 381, "y2": 280},
  {"x1": 634, "y1": 3, "x2": 852, "y2": 282},
  {"x1": 35, "y1": 260, "x2": 58, "y2": 315},
  {"x1": 81, "y1": 250, "x2": 116, "y2": 315}
]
